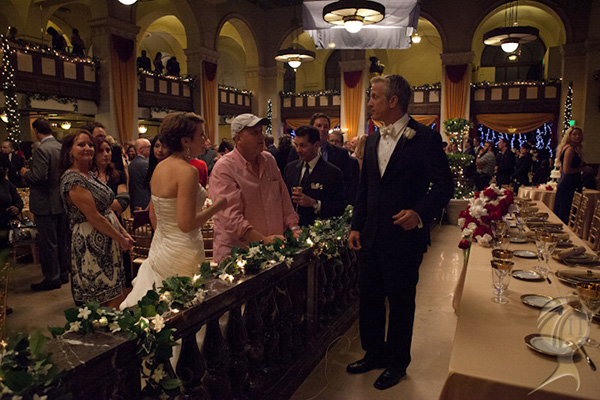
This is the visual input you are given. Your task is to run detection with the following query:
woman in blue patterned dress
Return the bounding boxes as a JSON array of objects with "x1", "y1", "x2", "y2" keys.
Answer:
[{"x1": 60, "y1": 130, "x2": 134, "y2": 307}]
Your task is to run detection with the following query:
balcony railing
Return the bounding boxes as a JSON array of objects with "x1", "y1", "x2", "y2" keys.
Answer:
[
  {"x1": 218, "y1": 85, "x2": 252, "y2": 115},
  {"x1": 138, "y1": 70, "x2": 194, "y2": 112},
  {"x1": 280, "y1": 91, "x2": 341, "y2": 120},
  {"x1": 48, "y1": 247, "x2": 359, "y2": 399},
  {"x1": 470, "y1": 80, "x2": 561, "y2": 114}
]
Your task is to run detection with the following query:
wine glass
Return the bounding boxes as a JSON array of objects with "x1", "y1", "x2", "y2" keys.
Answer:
[
  {"x1": 491, "y1": 249, "x2": 513, "y2": 295},
  {"x1": 292, "y1": 186, "x2": 302, "y2": 212},
  {"x1": 491, "y1": 220, "x2": 507, "y2": 249},
  {"x1": 577, "y1": 282, "x2": 600, "y2": 347},
  {"x1": 534, "y1": 229, "x2": 549, "y2": 274},
  {"x1": 491, "y1": 259, "x2": 514, "y2": 304},
  {"x1": 541, "y1": 234, "x2": 558, "y2": 277}
]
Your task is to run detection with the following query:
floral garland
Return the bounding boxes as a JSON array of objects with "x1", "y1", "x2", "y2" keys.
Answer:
[
  {"x1": 24, "y1": 93, "x2": 79, "y2": 112},
  {"x1": 470, "y1": 78, "x2": 561, "y2": 89},
  {"x1": 218, "y1": 85, "x2": 253, "y2": 98},
  {"x1": 458, "y1": 184, "x2": 515, "y2": 248},
  {"x1": 279, "y1": 89, "x2": 341, "y2": 98},
  {"x1": 1, "y1": 207, "x2": 354, "y2": 398}
]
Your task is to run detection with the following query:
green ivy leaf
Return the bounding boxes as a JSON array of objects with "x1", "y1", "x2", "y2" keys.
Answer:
[
  {"x1": 28, "y1": 331, "x2": 47, "y2": 359},
  {"x1": 161, "y1": 378, "x2": 180, "y2": 390},
  {"x1": 140, "y1": 304, "x2": 157, "y2": 318},
  {"x1": 64, "y1": 308, "x2": 79, "y2": 323},
  {"x1": 48, "y1": 326, "x2": 66, "y2": 338},
  {"x1": 4, "y1": 370, "x2": 34, "y2": 391}
]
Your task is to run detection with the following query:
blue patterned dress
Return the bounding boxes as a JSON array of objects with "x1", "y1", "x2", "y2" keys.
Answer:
[{"x1": 61, "y1": 171, "x2": 125, "y2": 305}]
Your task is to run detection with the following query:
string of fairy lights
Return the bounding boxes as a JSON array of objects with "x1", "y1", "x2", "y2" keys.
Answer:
[
  {"x1": 266, "y1": 99, "x2": 273, "y2": 136},
  {"x1": 1, "y1": 34, "x2": 21, "y2": 144},
  {"x1": 477, "y1": 123, "x2": 554, "y2": 158}
]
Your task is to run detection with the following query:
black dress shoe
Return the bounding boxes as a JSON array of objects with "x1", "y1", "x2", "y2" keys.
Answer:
[
  {"x1": 374, "y1": 368, "x2": 406, "y2": 390},
  {"x1": 346, "y1": 358, "x2": 385, "y2": 374},
  {"x1": 31, "y1": 280, "x2": 61, "y2": 292}
]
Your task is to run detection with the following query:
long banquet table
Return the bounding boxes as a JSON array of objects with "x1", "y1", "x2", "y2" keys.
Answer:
[{"x1": 441, "y1": 200, "x2": 600, "y2": 400}]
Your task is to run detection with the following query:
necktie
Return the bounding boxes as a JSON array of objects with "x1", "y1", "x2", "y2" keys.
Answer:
[
  {"x1": 300, "y1": 162, "x2": 311, "y2": 187},
  {"x1": 321, "y1": 145, "x2": 328, "y2": 162}
]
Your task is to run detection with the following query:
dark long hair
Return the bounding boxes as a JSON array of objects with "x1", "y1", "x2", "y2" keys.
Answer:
[
  {"x1": 144, "y1": 135, "x2": 171, "y2": 188},
  {"x1": 92, "y1": 137, "x2": 119, "y2": 183},
  {"x1": 59, "y1": 130, "x2": 94, "y2": 174}
]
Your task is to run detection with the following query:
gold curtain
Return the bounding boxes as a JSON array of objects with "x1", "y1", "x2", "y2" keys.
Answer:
[
  {"x1": 202, "y1": 61, "x2": 217, "y2": 143},
  {"x1": 285, "y1": 117, "x2": 340, "y2": 131},
  {"x1": 475, "y1": 113, "x2": 554, "y2": 134},
  {"x1": 371, "y1": 115, "x2": 437, "y2": 128},
  {"x1": 110, "y1": 35, "x2": 135, "y2": 144},
  {"x1": 343, "y1": 70, "x2": 364, "y2": 140},
  {"x1": 444, "y1": 64, "x2": 469, "y2": 121}
]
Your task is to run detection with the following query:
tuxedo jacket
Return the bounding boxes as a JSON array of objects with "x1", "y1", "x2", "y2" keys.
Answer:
[
  {"x1": 288, "y1": 142, "x2": 358, "y2": 205},
  {"x1": 23, "y1": 136, "x2": 64, "y2": 215},
  {"x1": 284, "y1": 157, "x2": 346, "y2": 226},
  {"x1": 496, "y1": 149, "x2": 516, "y2": 186},
  {"x1": 351, "y1": 117, "x2": 454, "y2": 253},
  {"x1": 1, "y1": 152, "x2": 25, "y2": 187},
  {"x1": 128, "y1": 155, "x2": 150, "y2": 210}
]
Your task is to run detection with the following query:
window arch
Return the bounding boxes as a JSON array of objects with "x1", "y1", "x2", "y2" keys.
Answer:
[
  {"x1": 325, "y1": 50, "x2": 341, "y2": 91},
  {"x1": 481, "y1": 38, "x2": 546, "y2": 82}
]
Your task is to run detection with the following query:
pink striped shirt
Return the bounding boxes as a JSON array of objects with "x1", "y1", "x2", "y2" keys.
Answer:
[{"x1": 209, "y1": 148, "x2": 298, "y2": 262}]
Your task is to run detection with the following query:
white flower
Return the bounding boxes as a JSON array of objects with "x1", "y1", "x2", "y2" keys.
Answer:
[
  {"x1": 33, "y1": 395, "x2": 48, "y2": 400},
  {"x1": 36, "y1": 363, "x2": 52, "y2": 376},
  {"x1": 68, "y1": 321, "x2": 82, "y2": 332},
  {"x1": 219, "y1": 273, "x2": 234, "y2": 284},
  {"x1": 466, "y1": 222, "x2": 478, "y2": 231},
  {"x1": 247, "y1": 246, "x2": 261, "y2": 257},
  {"x1": 457, "y1": 217, "x2": 466, "y2": 227},
  {"x1": 285, "y1": 258, "x2": 293, "y2": 267},
  {"x1": 109, "y1": 321, "x2": 121, "y2": 333},
  {"x1": 97, "y1": 316, "x2": 108, "y2": 326},
  {"x1": 11, "y1": 395, "x2": 23, "y2": 400},
  {"x1": 477, "y1": 233, "x2": 493, "y2": 247},
  {"x1": 194, "y1": 290, "x2": 206, "y2": 303},
  {"x1": 152, "y1": 315, "x2": 165, "y2": 332},
  {"x1": 1, "y1": 383, "x2": 12, "y2": 394},
  {"x1": 97, "y1": 309, "x2": 105, "y2": 316},
  {"x1": 462, "y1": 228, "x2": 473, "y2": 237},
  {"x1": 403, "y1": 127, "x2": 417, "y2": 140},
  {"x1": 77, "y1": 307, "x2": 92, "y2": 320},
  {"x1": 151, "y1": 364, "x2": 166, "y2": 382}
]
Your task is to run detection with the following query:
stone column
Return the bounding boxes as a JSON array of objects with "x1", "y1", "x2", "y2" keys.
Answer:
[
  {"x1": 185, "y1": 47, "x2": 219, "y2": 140},
  {"x1": 245, "y1": 65, "x2": 285, "y2": 138},
  {"x1": 440, "y1": 51, "x2": 474, "y2": 139},
  {"x1": 88, "y1": 17, "x2": 139, "y2": 142}
]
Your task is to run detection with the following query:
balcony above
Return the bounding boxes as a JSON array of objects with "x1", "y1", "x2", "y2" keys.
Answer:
[
  {"x1": 218, "y1": 85, "x2": 252, "y2": 115},
  {"x1": 470, "y1": 80, "x2": 561, "y2": 114},
  {"x1": 138, "y1": 70, "x2": 193, "y2": 112}
]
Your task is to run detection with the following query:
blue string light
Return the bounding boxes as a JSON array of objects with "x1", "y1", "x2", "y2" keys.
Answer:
[{"x1": 476, "y1": 123, "x2": 554, "y2": 158}]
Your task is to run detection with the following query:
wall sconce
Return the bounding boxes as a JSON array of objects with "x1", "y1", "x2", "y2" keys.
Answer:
[
  {"x1": 61, "y1": 121, "x2": 72, "y2": 130},
  {"x1": 138, "y1": 125, "x2": 148, "y2": 134}
]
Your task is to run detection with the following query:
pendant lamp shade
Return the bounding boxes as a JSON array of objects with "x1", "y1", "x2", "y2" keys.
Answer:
[{"x1": 323, "y1": 0, "x2": 386, "y2": 33}]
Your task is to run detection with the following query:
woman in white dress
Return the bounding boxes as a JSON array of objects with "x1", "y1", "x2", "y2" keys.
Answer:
[{"x1": 120, "y1": 112, "x2": 226, "y2": 309}]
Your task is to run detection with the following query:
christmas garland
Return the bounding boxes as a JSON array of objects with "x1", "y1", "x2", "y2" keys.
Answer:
[
  {"x1": 24, "y1": 93, "x2": 79, "y2": 112},
  {"x1": 279, "y1": 89, "x2": 341, "y2": 98},
  {"x1": 218, "y1": 85, "x2": 253, "y2": 98}
]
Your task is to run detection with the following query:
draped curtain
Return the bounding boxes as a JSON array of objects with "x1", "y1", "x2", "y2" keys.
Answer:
[
  {"x1": 285, "y1": 117, "x2": 340, "y2": 131},
  {"x1": 343, "y1": 70, "x2": 363, "y2": 140},
  {"x1": 444, "y1": 64, "x2": 469, "y2": 121},
  {"x1": 202, "y1": 61, "x2": 217, "y2": 143},
  {"x1": 110, "y1": 35, "x2": 135, "y2": 144},
  {"x1": 475, "y1": 113, "x2": 554, "y2": 134}
]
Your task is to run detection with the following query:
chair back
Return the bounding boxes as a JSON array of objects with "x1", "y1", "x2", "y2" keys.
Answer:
[
  {"x1": 123, "y1": 218, "x2": 154, "y2": 276},
  {"x1": 0, "y1": 260, "x2": 11, "y2": 339},
  {"x1": 201, "y1": 220, "x2": 214, "y2": 261},
  {"x1": 588, "y1": 201, "x2": 600, "y2": 253},
  {"x1": 574, "y1": 194, "x2": 589, "y2": 238},
  {"x1": 568, "y1": 191, "x2": 583, "y2": 230}
]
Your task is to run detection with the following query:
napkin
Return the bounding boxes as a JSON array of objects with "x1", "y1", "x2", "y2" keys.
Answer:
[
  {"x1": 556, "y1": 246, "x2": 586, "y2": 260},
  {"x1": 526, "y1": 231, "x2": 570, "y2": 240}
]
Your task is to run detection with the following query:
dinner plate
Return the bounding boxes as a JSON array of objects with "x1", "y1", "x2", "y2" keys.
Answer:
[
  {"x1": 556, "y1": 270, "x2": 600, "y2": 287},
  {"x1": 510, "y1": 237, "x2": 529, "y2": 244},
  {"x1": 524, "y1": 334, "x2": 576, "y2": 357},
  {"x1": 564, "y1": 253, "x2": 600, "y2": 264},
  {"x1": 521, "y1": 294, "x2": 553, "y2": 308},
  {"x1": 514, "y1": 250, "x2": 537, "y2": 259},
  {"x1": 556, "y1": 239, "x2": 574, "y2": 248},
  {"x1": 512, "y1": 269, "x2": 543, "y2": 281}
]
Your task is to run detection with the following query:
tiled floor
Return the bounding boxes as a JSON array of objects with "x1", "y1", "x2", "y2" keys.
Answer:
[
  {"x1": 5, "y1": 224, "x2": 463, "y2": 400},
  {"x1": 291, "y1": 224, "x2": 462, "y2": 400}
]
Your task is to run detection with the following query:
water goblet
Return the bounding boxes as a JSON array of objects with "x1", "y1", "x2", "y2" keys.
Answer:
[
  {"x1": 491, "y1": 220, "x2": 507, "y2": 249},
  {"x1": 541, "y1": 233, "x2": 558, "y2": 277},
  {"x1": 491, "y1": 259, "x2": 514, "y2": 304},
  {"x1": 491, "y1": 249, "x2": 513, "y2": 295},
  {"x1": 577, "y1": 282, "x2": 600, "y2": 347},
  {"x1": 533, "y1": 229, "x2": 548, "y2": 273}
]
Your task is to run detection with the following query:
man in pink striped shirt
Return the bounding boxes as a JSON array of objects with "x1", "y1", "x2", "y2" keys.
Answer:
[{"x1": 209, "y1": 114, "x2": 300, "y2": 262}]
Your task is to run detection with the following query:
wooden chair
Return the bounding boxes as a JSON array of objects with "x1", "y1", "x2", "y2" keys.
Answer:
[
  {"x1": 567, "y1": 191, "x2": 583, "y2": 231},
  {"x1": 574, "y1": 194, "x2": 589, "y2": 239},
  {"x1": 586, "y1": 201, "x2": 600, "y2": 253},
  {"x1": 123, "y1": 218, "x2": 154, "y2": 278},
  {"x1": 201, "y1": 220, "x2": 214, "y2": 261},
  {"x1": 0, "y1": 261, "x2": 10, "y2": 339}
]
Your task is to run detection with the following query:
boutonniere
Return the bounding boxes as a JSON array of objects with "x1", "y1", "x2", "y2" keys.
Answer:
[
  {"x1": 402, "y1": 127, "x2": 417, "y2": 140},
  {"x1": 310, "y1": 182, "x2": 323, "y2": 190}
]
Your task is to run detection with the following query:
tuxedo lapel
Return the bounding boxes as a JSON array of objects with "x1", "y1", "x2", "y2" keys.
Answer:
[
  {"x1": 381, "y1": 118, "x2": 417, "y2": 180},
  {"x1": 370, "y1": 131, "x2": 381, "y2": 177}
]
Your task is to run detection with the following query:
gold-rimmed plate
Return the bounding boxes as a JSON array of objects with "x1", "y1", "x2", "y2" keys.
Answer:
[
  {"x1": 521, "y1": 294, "x2": 553, "y2": 309},
  {"x1": 510, "y1": 237, "x2": 529, "y2": 244},
  {"x1": 556, "y1": 270, "x2": 600, "y2": 287},
  {"x1": 525, "y1": 334, "x2": 576, "y2": 357},
  {"x1": 512, "y1": 269, "x2": 544, "y2": 281},
  {"x1": 514, "y1": 250, "x2": 537, "y2": 259}
]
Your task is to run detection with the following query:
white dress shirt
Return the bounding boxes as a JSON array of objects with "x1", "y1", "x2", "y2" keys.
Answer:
[
  {"x1": 377, "y1": 113, "x2": 410, "y2": 177},
  {"x1": 299, "y1": 154, "x2": 322, "y2": 214}
]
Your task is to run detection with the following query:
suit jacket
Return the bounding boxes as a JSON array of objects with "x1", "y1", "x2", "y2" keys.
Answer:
[
  {"x1": 128, "y1": 155, "x2": 150, "y2": 210},
  {"x1": 351, "y1": 117, "x2": 454, "y2": 253},
  {"x1": 1, "y1": 152, "x2": 25, "y2": 187},
  {"x1": 284, "y1": 157, "x2": 346, "y2": 226},
  {"x1": 23, "y1": 136, "x2": 64, "y2": 215},
  {"x1": 512, "y1": 153, "x2": 532, "y2": 186},
  {"x1": 288, "y1": 142, "x2": 358, "y2": 205},
  {"x1": 496, "y1": 149, "x2": 516, "y2": 186}
]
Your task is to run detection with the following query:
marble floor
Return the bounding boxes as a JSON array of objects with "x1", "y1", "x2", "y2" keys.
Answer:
[{"x1": 5, "y1": 224, "x2": 463, "y2": 400}]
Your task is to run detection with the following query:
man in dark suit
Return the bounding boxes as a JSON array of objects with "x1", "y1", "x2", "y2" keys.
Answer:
[
  {"x1": 495, "y1": 137, "x2": 516, "y2": 187},
  {"x1": 287, "y1": 113, "x2": 359, "y2": 205},
  {"x1": 347, "y1": 75, "x2": 453, "y2": 390},
  {"x1": 128, "y1": 138, "x2": 151, "y2": 210},
  {"x1": 1, "y1": 141, "x2": 25, "y2": 187},
  {"x1": 21, "y1": 118, "x2": 69, "y2": 291},
  {"x1": 264, "y1": 135, "x2": 278, "y2": 158},
  {"x1": 283, "y1": 125, "x2": 345, "y2": 226}
]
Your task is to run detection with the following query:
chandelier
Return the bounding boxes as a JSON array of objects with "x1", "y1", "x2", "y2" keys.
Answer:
[
  {"x1": 322, "y1": 0, "x2": 386, "y2": 34},
  {"x1": 275, "y1": 12, "x2": 315, "y2": 69},
  {"x1": 483, "y1": 1, "x2": 538, "y2": 53}
]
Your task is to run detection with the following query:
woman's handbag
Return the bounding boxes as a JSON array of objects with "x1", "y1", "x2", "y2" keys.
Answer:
[{"x1": 8, "y1": 215, "x2": 36, "y2": 245}]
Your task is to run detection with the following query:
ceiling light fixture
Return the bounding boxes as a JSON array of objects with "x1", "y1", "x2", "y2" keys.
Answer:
[
  {"x1": 275, "y1": 12, "x2": 315, "y2": 70},
  {"x1": 61, "y1": 121, "x2": 71, "y2": 130},
  {"x1": 507, "y1": 54, "x2": 518, "y2": 61},
  {"x1": 323, "y1": 0, "x2": 385, "y2": 34},
  {"x1": 411, "y1": 32, "x2": 421, "y2": 44},
  {"x1": 483, "y1": 1, "x2": 538, "y2": 53},
  {"x1": 0, "y1": 112, "x2": 8, "y2": 124},
  {"x1": 118, "y1": 0, "x2": 138, "y2": 5},
  {"x1": 138, "y1": 125, "x2": 148, "y2": 134}
]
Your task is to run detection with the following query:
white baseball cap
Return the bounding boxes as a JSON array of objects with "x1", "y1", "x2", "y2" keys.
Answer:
[{"x1": 231, "y1": 113, "x2": 269, "y2": 136}]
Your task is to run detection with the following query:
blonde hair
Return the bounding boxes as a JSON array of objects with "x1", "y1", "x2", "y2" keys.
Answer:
[
  {"x1": 555, "y1": 126, "x2": 583, "y2": 168},
  {"x1": 353, "y1": 134, "x2": 368, "y2": 168}
]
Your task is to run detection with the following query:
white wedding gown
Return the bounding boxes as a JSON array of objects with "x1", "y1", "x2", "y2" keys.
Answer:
[{"x1": 119, "y1": 185, "x2": 206, "y2": 310}]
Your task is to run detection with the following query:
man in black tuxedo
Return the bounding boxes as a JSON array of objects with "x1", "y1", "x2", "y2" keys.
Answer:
[
  {"x1": 1, "y1": 141, "x2": 25, "y2": 187},
  {"x1": 287, "y1": 113, "x2": 359, "y2": 205},
  {"x1": 347, "y1": 75, "x2": 453, "y2": 390},
  {"x1": 495, "y1": 137, "x2": 516, "y2": 187},
  {"x1": 283, "y1": 125, "x2": 345, "y2": 226}
]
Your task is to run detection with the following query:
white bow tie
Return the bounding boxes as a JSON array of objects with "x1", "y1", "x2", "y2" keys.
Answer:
[{"x1": 380, "y1": 125, "x2": 395, "y2": 138}]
